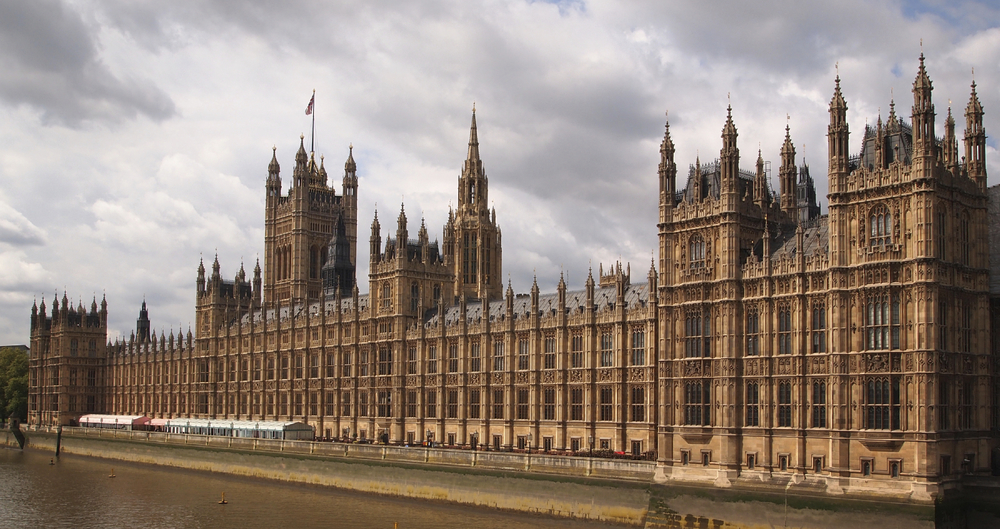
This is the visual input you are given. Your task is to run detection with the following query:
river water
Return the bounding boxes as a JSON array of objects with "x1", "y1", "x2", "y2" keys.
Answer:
[{"x1": 0, "y1": 448, "x2": 625, "y2": 528}]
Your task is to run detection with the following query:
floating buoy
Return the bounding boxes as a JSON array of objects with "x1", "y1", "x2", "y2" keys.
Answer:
[
  {"x1": 218, "y1": 492, "x2": 228, "y2": 505},
  {"x1": 109, "y1": 468, "x2": 116, "y2": 478},
  {"x1": 49, "y1": 459, "x2": 54, "y2": 465}
]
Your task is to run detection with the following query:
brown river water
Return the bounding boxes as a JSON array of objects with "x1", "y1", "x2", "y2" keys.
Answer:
[{"x1": 0, "y1": 448, "x2": 626, "y2": 528}]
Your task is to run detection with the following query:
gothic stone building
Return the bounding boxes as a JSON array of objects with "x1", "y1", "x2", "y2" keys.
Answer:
[{"x1": 28, "y1": 56, "x2": 999, "y2": 499}]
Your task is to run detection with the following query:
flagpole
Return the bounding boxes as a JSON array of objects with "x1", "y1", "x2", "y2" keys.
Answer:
[{"x1": 310, "y1": 89, "x2": 316, "y2": 153}]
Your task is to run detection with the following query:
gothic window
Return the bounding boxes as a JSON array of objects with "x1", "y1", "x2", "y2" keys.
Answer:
[
  {"x1": 358, "y1": 391, "x2": 369, "y2": 417},
  {"x1": 866, "y1": 292, "x2": 900, "y2": 350},
  {"x1": 448, "y1": 343, "x2": 459, "y2": 373},
  {"x1": 469, "y1": 342, "x2": 481, "y2": 372},
  {"x1": 939, "y1": 300, "x2": 948, "y2": 351},
  {"x1": 684, "y1": 381, "x2": 710, "y2": 426},
  {"x1": 492, "y1": 389, "x2": 504, "y2": 419},
  {"x1": 777, "y1": 381, "x2": 792, "y2": 427},
  {"x1": 812, "y1": 381, "x2": 827, "y2": 428},
  {"x1": 433, "y1": 284, "x2": 441, "y2": 304},
  {"x1": 447, "y1": 390, "x2": 458, "y2": 418},
  {"x1": 959, "y1": 378, "x2": 974, "y2": 430},
  {"x1": 378, "y1": 346, "x2": 392, "y2": 376},
  {"x1": 745, "y1": 381, "x2": 759, "y2": 427},
  {"x1": 631, "y1": 387, "x2": 645, "y2": 422},
  {"x1": 341, "y1": 352, "x2": 351, "y2": 377},
  {"x1": 425, "y1": 391, "x2": 436, "y2": 418},
  {"x1": 746, "y1": 309, "x2": 759, "y2": 356},
  {"x1": 689, "y1": 235, "x2": 706, "y2": 268},
  {"x1": 469, "y1": 389, "x2": 481, "y2": 419},
  {"x1": 427, "y1": 345, "x2": 437, "y2": 374},
  {"x1": 599, "y1": 386, "x2": 614, "y2": 421},
  {"x1": 631, "y1": 330, "x2": 645, "y2": 366},
  {"x1": 516, "y1": 389, "x2": 529, "y2": 420},
  {"x1": 310, "y1": 354, "x2": 318, "y2": 378},
  {"x1": 359, "y1": 350, "x2": 369, "y2": 376},
  {"x1": 406, "y1": 390, "x2": 419, "y2": 417},
  {"x1": 543, "y1": 387, "x2": 556, "y2": 420},
  {"x1": 407, "y1": 346, "x2": 417, "y2": 375},
  {"x1": 778, "y1": 307, "x2": 792, "y2": 355},
  {"x1": 959, "y1": 302, "x2": 972, "y2": 354},
  {"x1": 70, "y1": 339, "x2": 78, "y2": 357},
  {"x1": 571, "y1": 334, "x2": 584, "y2": 368},
  {"x1": 544, "y1": 336, "x2": 556, "y2": 369},
  {"x1": 410, "y1": 282, "x2": 419, "y2": 312},
  {"x1": 381, "y1": 283, "x2": 391, "y2": 310},
  {"x1": 685, "y1": 310, "x2": 710, "y2": 358},
  {"x1": 600, "y1": 332, "x2": 614, "y2": 367},
  {"x1": 864, "y1": 377, "x2": 900, "y2": 430},
  {"x1": 960, "y1": 213, "x2": 970, "y2": 265},
  {"x1": 811, "y1": 304, "x2": 826, "y2": 353},
  {"x1": 937, "y1": 210, "x2": 946, "y2": 259},
  {"x1": 493, "y1": 341, "x2": 505, "y2": 371},
  {"x1": 570, "y1": 388, "x2": 584, "y2": 421},
  {"x1": 869, "y1": 205, "x2": 892, "y2": 247},
  {"x1": 518, "y1": 338, "x2": 530, "y2": 370},
  {"x1": 939, "y1": 378, "x2": 951, "y2": 430},
  {"x1": 462, "y1": 233, "x2": 478, "y2": 284},
  {"x1": 378, "y1": 390, "x2": 391, "y2": 417}
]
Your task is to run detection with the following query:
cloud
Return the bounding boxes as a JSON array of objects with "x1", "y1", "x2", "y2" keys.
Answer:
[
  {"x1": 0, "y1": 0, "x2": 175, "y2": 126},
  {"x1": 0, "y1": 201, "x2": 46, "y2": 246}
]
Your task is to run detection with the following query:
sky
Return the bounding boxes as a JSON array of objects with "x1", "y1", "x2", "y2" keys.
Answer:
[{"x1": 2, "y1": 0, "x2": 999, "y2": 345}]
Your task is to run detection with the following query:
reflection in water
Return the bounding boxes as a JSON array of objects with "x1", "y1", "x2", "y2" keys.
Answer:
[{"x1": 0, "y1": 448, "x2": 624, "y2": 529}]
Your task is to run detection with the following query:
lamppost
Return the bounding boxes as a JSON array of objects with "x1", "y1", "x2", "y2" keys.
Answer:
[
  {"x1": 471, "y1": 431, "x2": 478, "y2": 451},
  {"x1": 527, "y1": 433, "x2": 532, "y2": 455},
  {"x1": 426, "y1": 428, "x2": 432, "y2": 447},
  {"x1": 589, "y1": 436, "x2": 594, "y2": 457}
]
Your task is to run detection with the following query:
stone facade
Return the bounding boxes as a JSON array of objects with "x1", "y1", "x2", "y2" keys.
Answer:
[{"x1": 28, "y1": 56, "x2": 999, "y2": 499}]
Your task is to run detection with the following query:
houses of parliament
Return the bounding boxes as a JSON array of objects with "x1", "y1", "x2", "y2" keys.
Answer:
[{"x1": 27, "y1": 56, "x2": 1000, "y2": 499}]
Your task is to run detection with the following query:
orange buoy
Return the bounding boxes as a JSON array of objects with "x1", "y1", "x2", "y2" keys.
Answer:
[
  {"x1": 218, "y1": 492, "x2": 228, "y2": 505},
  {"x1": 109, "y1": 468, "x2": 116, "y2": 478}
]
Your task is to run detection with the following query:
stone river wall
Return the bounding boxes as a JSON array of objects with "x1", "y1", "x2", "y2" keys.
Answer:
[{"x1": 1, "y1": 427, "x2": 967, "y2": 528}]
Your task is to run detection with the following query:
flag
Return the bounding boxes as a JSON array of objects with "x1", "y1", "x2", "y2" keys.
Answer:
[{"x1": 305, "y1": 94, "x2": 315, "y2": 116}]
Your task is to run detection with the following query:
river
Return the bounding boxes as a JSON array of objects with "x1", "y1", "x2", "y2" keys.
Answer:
[{"x1": 0, "y1": 448, "x2": 625, "y2": 528}]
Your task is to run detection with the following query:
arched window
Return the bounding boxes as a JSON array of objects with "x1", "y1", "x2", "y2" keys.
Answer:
[
  {"x1": 864, "y1": 377, "x2": 900, "y2": 430},
  {"x1": 869, "y1": 205, "x2": 892, "y2": 246},
  {"x1": 811, "y1": 382, "x2": 827, "y2": 428},
  {"x1": 777, "y1": 382, "x2": 792, "y2": 427},
  {"x1": 410, "y1": 283, "x2": 420, "y2": 312},
  {"x1": 689, "y1": 235, "x2": 706, "y2": 269},
  {"x1": 745, "y1": 309, "x2": 759, "y2": 356},
  {"x1": 959, "y1": 213, "x2": 970, "y2": 265},
  {"x1": 778, "y1": 307, "x2": 792, "y2": 354},
  {"x1": 866, "y1": 292, "x2": 900, "y2": 350},
  {"x1": 745, "y1": 381, "x2": 759, "y2": 427},
  {"x1": 381, "y1": 283, "x2": 391, "y2": 309}
]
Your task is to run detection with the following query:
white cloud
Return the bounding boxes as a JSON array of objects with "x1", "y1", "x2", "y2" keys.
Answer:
[{"x1": 0, "y1": 0, "x2": 997, "y2": 344}]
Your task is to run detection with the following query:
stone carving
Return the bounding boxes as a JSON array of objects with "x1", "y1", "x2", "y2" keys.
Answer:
[
  {"x1": 542, "y1": 371, "x2": 555, "y2": 383},
  {"x1": 492, "y1": 373, "x2": 504, "y2": 385},
  {"x1": 865, "y1": 353, "x2": 889, "y2": 373},
  {"x1": 468, "y1": 373, "x2": 481, "y2": 385},
  {"x1": 777, "y1": 358, "x2": 791, "y2": 375},
  {"x1": 683, "y1": 361, "x2": 702, "y2": 377},
  {"x1": 745, "y1": 359, "x2": 759, "y2": 376},
  {"x1": 598, "y1": 369, "x2": 614, "y2": 382},
  {"x1": 569, "y1": 370, "x2": 584, "y2": 383},
  {"x1": 516, "y1": 372, "x2": 529, "y2": 384},
  {"x1": 447, "y1": 374, "x2": 458, "y2": 386}
]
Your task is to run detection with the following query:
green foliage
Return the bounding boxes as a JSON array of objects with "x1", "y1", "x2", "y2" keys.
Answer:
[{"x1": 0, "y1": 347, "x2": 29, "y2": 421}]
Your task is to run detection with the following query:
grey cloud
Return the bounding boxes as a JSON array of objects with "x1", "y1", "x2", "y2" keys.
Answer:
[{"x1": 0, "y1": 0, "x2": 175, "y2": 126}]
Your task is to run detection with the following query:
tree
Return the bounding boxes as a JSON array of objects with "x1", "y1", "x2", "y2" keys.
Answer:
[{"x1": 0, "y1": 347, "x2": 29, "y2": 421}]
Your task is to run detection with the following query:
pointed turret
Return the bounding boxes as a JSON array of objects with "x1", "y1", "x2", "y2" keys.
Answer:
[
  {"x1": 343, "y1": 143, "x2": 358, "y2": 199},
  {"x1": 659, "y1": 112, "x2": 677, "y2": 213},
  {"x1": 779, "y1": 124, "x2": 798, "y2": 216},
  {"x1": 212, "y1": 254, "x2": 221, "y2": 281},
  {"x1": 965, "y1": 79, "x2": 987, "y2": 190},
  {"x1": 370, "y1": 209, "x2": 382, "y2": 264},
  {"x1": 253, "y1": 259, "x2": 262, "y2": 305},
  {"x1": 828, "y1": 74, "x2": 850, "y2": 193},
  {"x1": 294, "y1": 134, "x2": 309, "y2": 185},
  {"x1": 720, "y1": 104, "x2": 739, "y2": 195},
  {"x1": 943, "y1": 104, "x2": 959, "y2": 172},
  {"x1": 197, "y1": 258, "x2": 206, "y2": 295},
  {"x1": 137, "y1": 300, "x2": 151, "y2": 344},
  {"x1": 754, "y1": 149, "x2": 768, "y2": 209},
  {"x1": 468, "y1": 104, "x2": 480, "y2": 162},
  {"x1": 911, "y1": 53, "x2": 936, "y2": 161}
]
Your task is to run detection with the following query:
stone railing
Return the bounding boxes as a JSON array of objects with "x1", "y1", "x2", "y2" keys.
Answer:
[{"x1": 61, "y1": 426, "x2": 656, "y2": 482}]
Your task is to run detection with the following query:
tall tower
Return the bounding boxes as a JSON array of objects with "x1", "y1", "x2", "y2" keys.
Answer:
[
  {"x1": 779, "y1": 125, "x2": 797, "y2": 215},
  {"x1": 965, "y1": 80, "x2": 986, "y2": 191},
  {"x1": 444, "y1": 107, "x2": 502, "y2": 302},
  {"x1": 263, "y1": 136, "x2": 358, "y2": 305}
]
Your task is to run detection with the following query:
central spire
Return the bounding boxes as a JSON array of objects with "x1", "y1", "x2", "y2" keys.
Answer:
[{"x1": 467, "y1": 103, "x2": 480, "y2": 162}]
